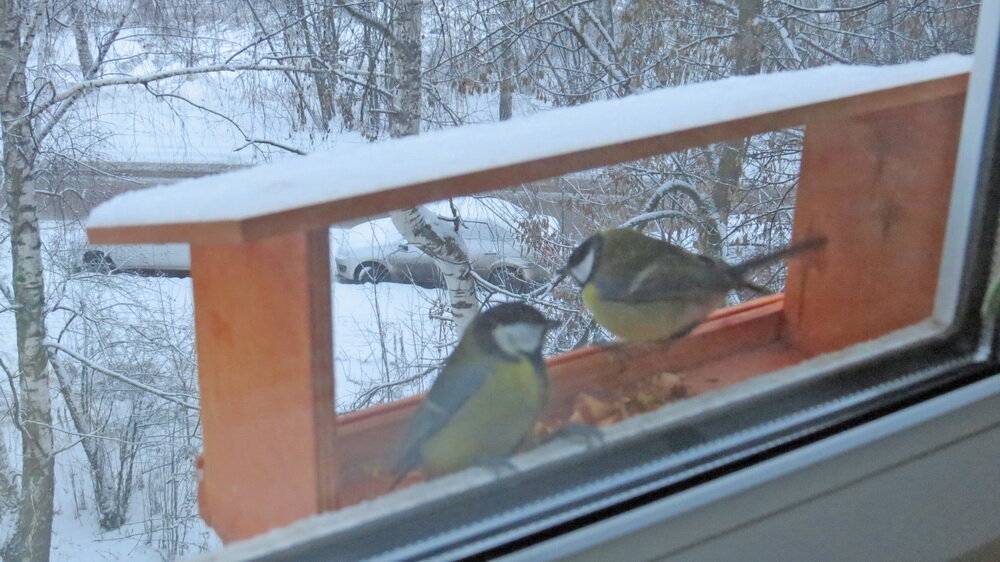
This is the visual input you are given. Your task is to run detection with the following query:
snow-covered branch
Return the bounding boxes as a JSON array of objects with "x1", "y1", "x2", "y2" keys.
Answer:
[
  {"x1": 619, "y1": 209, "x2": 694, "y2": 229},
  {"x1": 45, "y1": 342, "x2": 199, "y2": 411},
  {"x1": 144, "y1": 88, "x2": 307, "y2": 156},
  {"x1": 694, "y1": 0, "x2": 737, "y2": 15},
  {"x1": 559, "y1": 13, "x2": 630, "y2": 92},
  {"x1": 777, "y1": 0, "x2": 886, "y2": 14},
  {"x1": 390, "y1": 207, "x2": 480, "y2": 332},
  {"x1": 32, "y1": 63, "x2": 332, "y2": 119},
  {"x1": 330, "y1": 0, "x2": 398, "y2": 47},
  {"x1": 764, "y1": 16, "x2": 803, "y2": 68}
]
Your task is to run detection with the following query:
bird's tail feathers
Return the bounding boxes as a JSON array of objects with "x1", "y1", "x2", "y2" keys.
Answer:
[{"x1": 729, "y1": 236, "x2": 827, "y2": 277}]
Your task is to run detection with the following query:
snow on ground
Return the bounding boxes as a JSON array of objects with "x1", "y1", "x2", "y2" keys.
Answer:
[{"x1": 0, "y1": 221, "x2": 446, "y2": 560}]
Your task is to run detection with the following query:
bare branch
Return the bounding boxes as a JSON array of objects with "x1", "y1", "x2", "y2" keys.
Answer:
[
  {"x1": 144, "y1": 87, "x2": 306, "y2": 156},
  {"x1": 32, "y1": 63, "x2": 331, "y2": 119},
  {"x1": 330, "y1": 0, "x2": 398, "y2": 47},
  {"x1": 0, "y1": 355, "x2": 33, "y2": 447},
  {"x1": 45, "y1": 343, "x2": 199, "y2": 411},
  {"x1": 234, "y1": 139, "x2": 308, "y2": 155}
]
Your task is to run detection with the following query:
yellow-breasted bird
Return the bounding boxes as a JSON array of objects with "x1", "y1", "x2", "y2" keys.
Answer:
[
  {"x1": 564, "y1": 228, "x2": 826, "y2": 343},
  {"x1": 392, "y1": 302, "x2": 559, "y2": 486}
]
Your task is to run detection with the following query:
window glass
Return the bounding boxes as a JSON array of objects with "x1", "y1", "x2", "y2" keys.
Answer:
[{"x1": 29, "y1": 2, "x2": 990, "y2": 560}]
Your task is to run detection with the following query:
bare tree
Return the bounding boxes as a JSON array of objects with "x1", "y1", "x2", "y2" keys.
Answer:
[
  {"x1": 0, "y1": 2, "x2": 330, "y2": 558},
  {"x1": 0, "y1": 2, "x2": 57, "y2": 557}
]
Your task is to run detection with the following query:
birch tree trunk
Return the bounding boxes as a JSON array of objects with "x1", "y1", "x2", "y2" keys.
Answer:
[
  {"x1": 0, "y1": 3, "x2": 55, "y2": 559},
  {"x1": 388, "y1": 0, "x2": 479, "y2": 332}
]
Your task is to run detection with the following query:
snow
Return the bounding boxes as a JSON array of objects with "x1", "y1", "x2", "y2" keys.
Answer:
[
  {"x1": 0, "y1": 220, "x2": 450, "y2": 559},
  {"x1": 87, "y1": 55, "x2": 972, "y2": 230}
]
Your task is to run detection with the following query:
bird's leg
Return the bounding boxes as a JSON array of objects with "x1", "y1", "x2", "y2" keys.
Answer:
[
  {"x1": 666, "y1": 322, "x2": 700, "y2": 341},
  {"x1": 741, "y1": 281, "x2": 774, "y2": 295},
  {"x1": 599, "y1": 324, "x2": 700, "y2": 368}
]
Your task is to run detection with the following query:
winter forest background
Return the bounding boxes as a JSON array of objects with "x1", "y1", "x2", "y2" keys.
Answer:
[{"x1": 0, "y1": 0, "x2": 980, "y2": 559}]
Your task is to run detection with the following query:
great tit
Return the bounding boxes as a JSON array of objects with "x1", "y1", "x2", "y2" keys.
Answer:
[
  {"x1": 392, "y1": 302, "x2": 559, "y2": 485},
  {"x1": 564, "y1": 228, "x2": 826, "y2": 342}
]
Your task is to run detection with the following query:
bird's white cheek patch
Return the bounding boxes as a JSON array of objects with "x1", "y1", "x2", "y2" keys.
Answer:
[
  {"x1": 494, "y1": 323, "x2": 545, "y2": 355},
  {"x1": 569, "y1": 247, "x2": 596, "y2": 284}
]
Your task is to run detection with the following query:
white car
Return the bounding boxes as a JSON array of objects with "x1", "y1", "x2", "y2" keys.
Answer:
[
  {"x1": 335, "y1": 197, "x2": 557, "y2": 293},
  {"x1": 82, "y1": 242, "x2": 191, "y2": 275}
]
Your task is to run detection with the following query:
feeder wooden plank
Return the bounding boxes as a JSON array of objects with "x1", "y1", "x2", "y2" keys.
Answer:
[
  {"x1": 784, "y1": 93, "x2": 964, "y2": 354},
  {"x1": 192, "y1": 230, "x2": 337, "y2": 542}
]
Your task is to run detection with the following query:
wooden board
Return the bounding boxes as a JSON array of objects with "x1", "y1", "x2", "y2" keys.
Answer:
[
  {"x1": 783, "y1": 93, "x2": 965, "y2": 354},
  {"x1": 192, "y1": 230, "x2": 337, "y2": 542},
  {"x1": 87, "y1": 73, "x2": 968, "y2": 245}
]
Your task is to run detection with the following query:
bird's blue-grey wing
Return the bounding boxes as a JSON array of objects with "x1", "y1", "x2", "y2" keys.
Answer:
[
  {"x1": 599, "y1": 255, "x2": 731, "y2": 303},
  {"x1": 393, "y1": 352, "x2": 491, "y2": 477}
]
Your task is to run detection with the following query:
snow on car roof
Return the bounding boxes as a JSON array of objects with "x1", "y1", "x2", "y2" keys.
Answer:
[{"x1": 343, "y1": 197, "x2": 554, "y2": 247}]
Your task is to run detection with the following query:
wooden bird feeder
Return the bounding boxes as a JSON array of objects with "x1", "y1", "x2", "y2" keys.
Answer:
[{"x1": 87, "y1": 58, "x2": 971, "y2": 543}]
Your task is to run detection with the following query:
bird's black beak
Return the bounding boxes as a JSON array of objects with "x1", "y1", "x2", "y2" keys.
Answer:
[
  {"x1": 545, "y1": 318, "x2": 561, "y2": 330},
  {"x1": 550, "y1": 270, "x2": 568, "y2": 287}
]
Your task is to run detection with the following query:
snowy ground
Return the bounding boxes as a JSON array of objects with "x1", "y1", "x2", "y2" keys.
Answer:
[{"x1": 1, "y1": 221, "x2": 447, "y2": 560}]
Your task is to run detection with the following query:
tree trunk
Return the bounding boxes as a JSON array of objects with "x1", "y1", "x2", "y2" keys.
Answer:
[
  {"x1": 0, "y1": 409, "x2": 18, "y2": 545},
  {"x1": 710, "y1": 0, "x2": 764, "y2": 257},
  {"x1": 0, "y1": 4, "x2": 54, "y2": 560},
  {"x1": 295, "y1": 0, "x2": 338, "y2": 132},
  {"x1": 388, "y1": 0, "x2": 479, "y2": 332},
  {"x1": 315, "y1": 5, "x2": 340, "y2": 129},
  {"x1": 498, "y1": 1, "x2": 516, "y2": 122},
  {"x1": 388, "y1": 0, "x2": 422, "y2": 139}
]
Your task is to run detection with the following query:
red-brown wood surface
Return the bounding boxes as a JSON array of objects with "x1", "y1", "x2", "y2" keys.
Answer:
[
  {"x1": 333, "y1": 296, "x2": 805, "y2": 504},
  {"x1": 192, "y1": 230, "x2": 337, "y2": 542},
  {"x1": 784, "y1": 93, "x2": 965, "y2": 354}
]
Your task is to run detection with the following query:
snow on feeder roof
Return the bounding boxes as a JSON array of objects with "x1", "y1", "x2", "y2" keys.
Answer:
[{"x1": 87, "y1": 55, "x2": 971, "y2": 245}]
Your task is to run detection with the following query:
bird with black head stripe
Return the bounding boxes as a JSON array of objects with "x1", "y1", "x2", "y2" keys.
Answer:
[
  {"x1": 564, "y1": 228, "x2": 826, "y2": 343},
  {"x1": 392, "y1": 302, "x2": 559, "y2": 486}
]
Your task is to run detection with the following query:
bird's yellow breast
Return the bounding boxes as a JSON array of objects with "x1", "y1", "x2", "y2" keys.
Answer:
[
  {"x1": 582, "y1": 283, "x2": 723, "y2": 342},
  {"x1": 419, "y1": 357, "x2": 544, "y2": 477}
]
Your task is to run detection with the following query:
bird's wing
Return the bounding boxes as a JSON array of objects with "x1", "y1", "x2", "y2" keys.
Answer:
[
  {"x1": 393, "y1": 347, "x2": 492, "y2": 476},
  {"x1": 600, "y1": 254, "x2": 730, "y2": 303}
]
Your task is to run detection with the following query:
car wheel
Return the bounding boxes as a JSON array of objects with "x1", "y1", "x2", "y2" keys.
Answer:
[
  {"x1": 82, "y1": 250, "x2": 115, "y2": 273},
  {"x1": 488, "y1": 266, "x2": 529, "y2": 294},
  {"x1": 356, "y1": 262, "x2": 389, "y2": 284}
]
